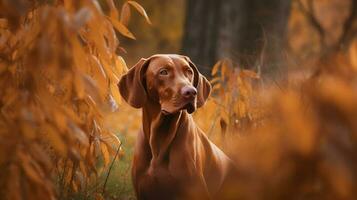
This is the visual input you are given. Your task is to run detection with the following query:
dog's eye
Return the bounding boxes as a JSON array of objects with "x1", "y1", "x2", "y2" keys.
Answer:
[
  {"x1": 186, "y1": 69, "x2": 193, "y2": 75},
  {"x1": 159, "y1": 69, "x2": 168, "y2": 75},
  {"x1": 185, "y1": 68, "x2": 193, "y2": 76}
]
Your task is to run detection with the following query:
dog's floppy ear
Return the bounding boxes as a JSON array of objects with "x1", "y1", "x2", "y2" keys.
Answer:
[
  {"x1": 118, "y1": 58, "x2": 150, "y2": 108},
  {"x1": 183, "y1": 56, "x2": 212, "y2": 108}
]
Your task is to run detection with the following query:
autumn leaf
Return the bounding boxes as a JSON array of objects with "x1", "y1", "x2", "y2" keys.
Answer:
[
  {"x1": 211, "y1": 60, "x2": 221, "y2": 76},
  {"x1": 109, "y1": 17, "x2": 136, "y2": 39},
  {"x1": 120, "y1": 2, "x2": 131, "y2": 26},
  {"x1": 128, "y1": 1, "x2": 152, "y2": 25},
  {"x1": 101, "y1": 143, "x2": 111, "y2": 167},
  {"x1": 241, "y1": 69, "x2": 260, "y2": 79}
]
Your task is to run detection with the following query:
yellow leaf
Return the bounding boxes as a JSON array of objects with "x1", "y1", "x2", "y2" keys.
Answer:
[
  {"x1": 210, "y1": 77, "x2": 221, "y2": 84},
  {"x1": 101, "y1": 143, "x2": 110, "y2": 167},
  {"x1": 221, "y1": 61, "x2": 228, "y2": 80},
  {"x1": 106, "y1": 0, "x2": 119, "y2": 19},
  {"x1": 53, "y1": 112, "x2": 67, "y2": 133},
  {"x1": 241, "y1": 69, "x2": 260, "y2": 79},
  {"x1": 120, "y1": 2, "x2": 131, "y2": 26},
  {"x1": 109, "y1": 133, "x2": 121, "y2": 146},
  {"x1": 109, "y1": 17, "x2": 136, "y2": 39},
  {"x1": 62, "y1": 106, "x2": 82, "y2": 124},
  {"x1": 211, "y1": 60, "x2": 221, "y2": 76},
  {"x1": 88, "y1": 55, "x2": 108, "y2": 98},
  {"x1": 72, "y1": 181, "x2": 79, "y2": 192},
  {"x1": 212, "y1": 83, "x2": 221, "y2": 91},
  {"x1": 71, "y1": 36, "x2": 88, "y2": 70},
  {"x1": 74, "y1": 74, "x2": 85, "y2": 99},
  {"x1": 18, "y1": 152, "x2": 43, "y2": 185},
  {"x1": 94, "y1": 138, "x2": 101, "y2": 157},
  {"x1": 100, "y1": 132, "x2": 121, "y2": 155},
  {"x1": 115, "y1": 56, "x2": 128, "y2": 73},
  {"x1": 110, "y1": 83, "x2": 122, "y2": 105},
  {"x1": 101, "y1": 58, "x2": 119, "y2": 83},
  {"x1": 69, "y1": 122, "x2": 89, "y2": 147},
  {"x1": 128, "y1": 1, "x2": 152, "y2": 25},
  {"x1": 44, "y1": 125, "x2": 67, "y2": 156},
  {"x1": 236, "y1": 100, "x2": 247, "y2": 118}
]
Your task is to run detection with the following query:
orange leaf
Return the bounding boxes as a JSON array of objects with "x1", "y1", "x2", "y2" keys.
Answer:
[
  {"x1": 241, "y1": 69, "x2": 260, "y2": 79},
  {"x1": 211, "y1": 60, "x2": 221, "y2": 76},
  {"x1": 128, "y1": 1, "x2": 152, "y2": 25},
  {"x1": 106, "y1": 0, "x2": 119, "y2": 19},
  {"x1": 109, "y1": 17, "x2": 136, "y2": 39},
  {"x1": 111, "y1": 83, "x2": 122, "y2": 105},
  {"x1": 210, "y1": 77, "x2": 221, "y2": 84},
  {"x1": 120, "y1": 2, "x2": 131, "y2": 26},
  {"x1": 212, "y1": 83, "x2": 222, "y2": 91},
  {"x1": 18, "y1": 152, "x2": 43, "y2": 185},
  {"x1": 101, "y1": 143, "x2": 110, "y2": 167},
  {"x1": 44, "y1": 125, "x2": 67, "y2": 156}
]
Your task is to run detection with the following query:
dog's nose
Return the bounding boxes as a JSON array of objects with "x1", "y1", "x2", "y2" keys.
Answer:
[{"x1": 181, "y1": 86, "x2": 197, "y2": 99}]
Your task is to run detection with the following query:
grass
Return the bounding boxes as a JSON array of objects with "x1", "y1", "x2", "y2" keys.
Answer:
[
  {"x1": 103, "y1": 134, "x2": 136, "y2": 200},
  {"x1": 65, "y1": 132, "x2": 136, "y2": 200}
]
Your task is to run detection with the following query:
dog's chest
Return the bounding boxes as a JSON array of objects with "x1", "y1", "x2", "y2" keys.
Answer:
[
  {"x1": 138, "y1": 164, "x2": 185, "y2": 199},
  {"x1": 138, "y1": 157, "x2": 215, "y2": 200}
]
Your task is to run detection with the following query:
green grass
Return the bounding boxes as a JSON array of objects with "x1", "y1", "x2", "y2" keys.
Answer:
[
  {"x1": 103, "y1": 134, "x2": 136, "y2": 200},
  {"x1": 63, "y1": 133, "x2": 136, "y2": 200}
]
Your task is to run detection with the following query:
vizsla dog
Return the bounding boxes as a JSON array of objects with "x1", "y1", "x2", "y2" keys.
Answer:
[{"x1": 119, "y1": 54, "x2": 237, "y2": 200}]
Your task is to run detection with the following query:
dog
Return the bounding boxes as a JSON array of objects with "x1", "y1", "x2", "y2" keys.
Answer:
[{"x1": 118, "y1": 54, "x2": 237, "y2": 200}]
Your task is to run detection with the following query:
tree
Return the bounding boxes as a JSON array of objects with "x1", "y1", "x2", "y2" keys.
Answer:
[
  {"x1": 296, "y1": 0, "x2": 357, "y2": 54},
  {"x1": 181, "y1": 0, "x2": 291, "y2": 76}
]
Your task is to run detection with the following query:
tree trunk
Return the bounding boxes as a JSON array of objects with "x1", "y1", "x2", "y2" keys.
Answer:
[
  {"x1": 181, "y1": 0, "x2": 221, "y2": 75},
  {"x1": 181, "y1": 0, "x2": 291, "y2": 77}
]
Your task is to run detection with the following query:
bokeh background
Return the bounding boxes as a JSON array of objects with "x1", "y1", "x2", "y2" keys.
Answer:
[
  {"x1": 105, "y1": 0, "x2": 357, "y2": 199},
  {"x1": 1, "y1": 0, "x2": 357, "y2": 199},
  {"x1": 121, "y1": 0, "x2": 355, "y2": 76}
]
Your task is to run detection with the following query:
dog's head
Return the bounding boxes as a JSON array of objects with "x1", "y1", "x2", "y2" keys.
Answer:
[{"x1": 118, "y1": 54, "x2": 211, "y2": 114}]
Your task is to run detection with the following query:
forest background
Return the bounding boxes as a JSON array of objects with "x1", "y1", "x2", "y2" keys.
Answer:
[{"x1": 1, "y1": 0, "x2": 357, "y2": 199}]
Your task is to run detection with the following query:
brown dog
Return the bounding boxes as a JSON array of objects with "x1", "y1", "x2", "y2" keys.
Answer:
[{"x1": 119, "y1": 54, "x2": 237, "y2": 200}]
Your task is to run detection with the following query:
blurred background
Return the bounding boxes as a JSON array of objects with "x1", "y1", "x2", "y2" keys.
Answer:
[
  {"x1": 121, "y1": 0, "x2": 355, "y2": 77},
  {"x1": 106, "y1": 0, "x2": 357, "y2": 199},
  {"x1": 1, "y1": 0, "x2": 357, "y2": 199}
]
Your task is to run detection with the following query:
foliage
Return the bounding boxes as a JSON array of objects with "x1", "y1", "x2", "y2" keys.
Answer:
[
  {"x1": 101, "y1": 45, "x2": 357, "y2": 199},
  {"x1": 192, "y1": 35, "x2": 357, "y2": 199},
  {"x1": 227, "y1": 47, "x2": 357, "y2": 199},
  {"x1": 193, "y1": 59, "x2": 261, "y2": 140},
  {"x1": 101, "y1": 1, "x2": 357, "y2": 199},
  {"x1": 0, "y1": 0, "x2": 149, "y2": 199},
  {"x1": 1, "y1": 0, "x2": 357, "y2": 199}
]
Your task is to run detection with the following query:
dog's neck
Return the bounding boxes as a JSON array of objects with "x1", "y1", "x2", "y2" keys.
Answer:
[{"x1": 142, "y1": 100, "x2": 193, "y2": 166}]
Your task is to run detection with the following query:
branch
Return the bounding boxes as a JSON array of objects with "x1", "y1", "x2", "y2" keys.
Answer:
[
  {"x1": 295, "y1": 0, "x2": 326, "y2": 48},
  {"x1": 338, "y1": 0, "x2": 357, "y2": 48}
]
